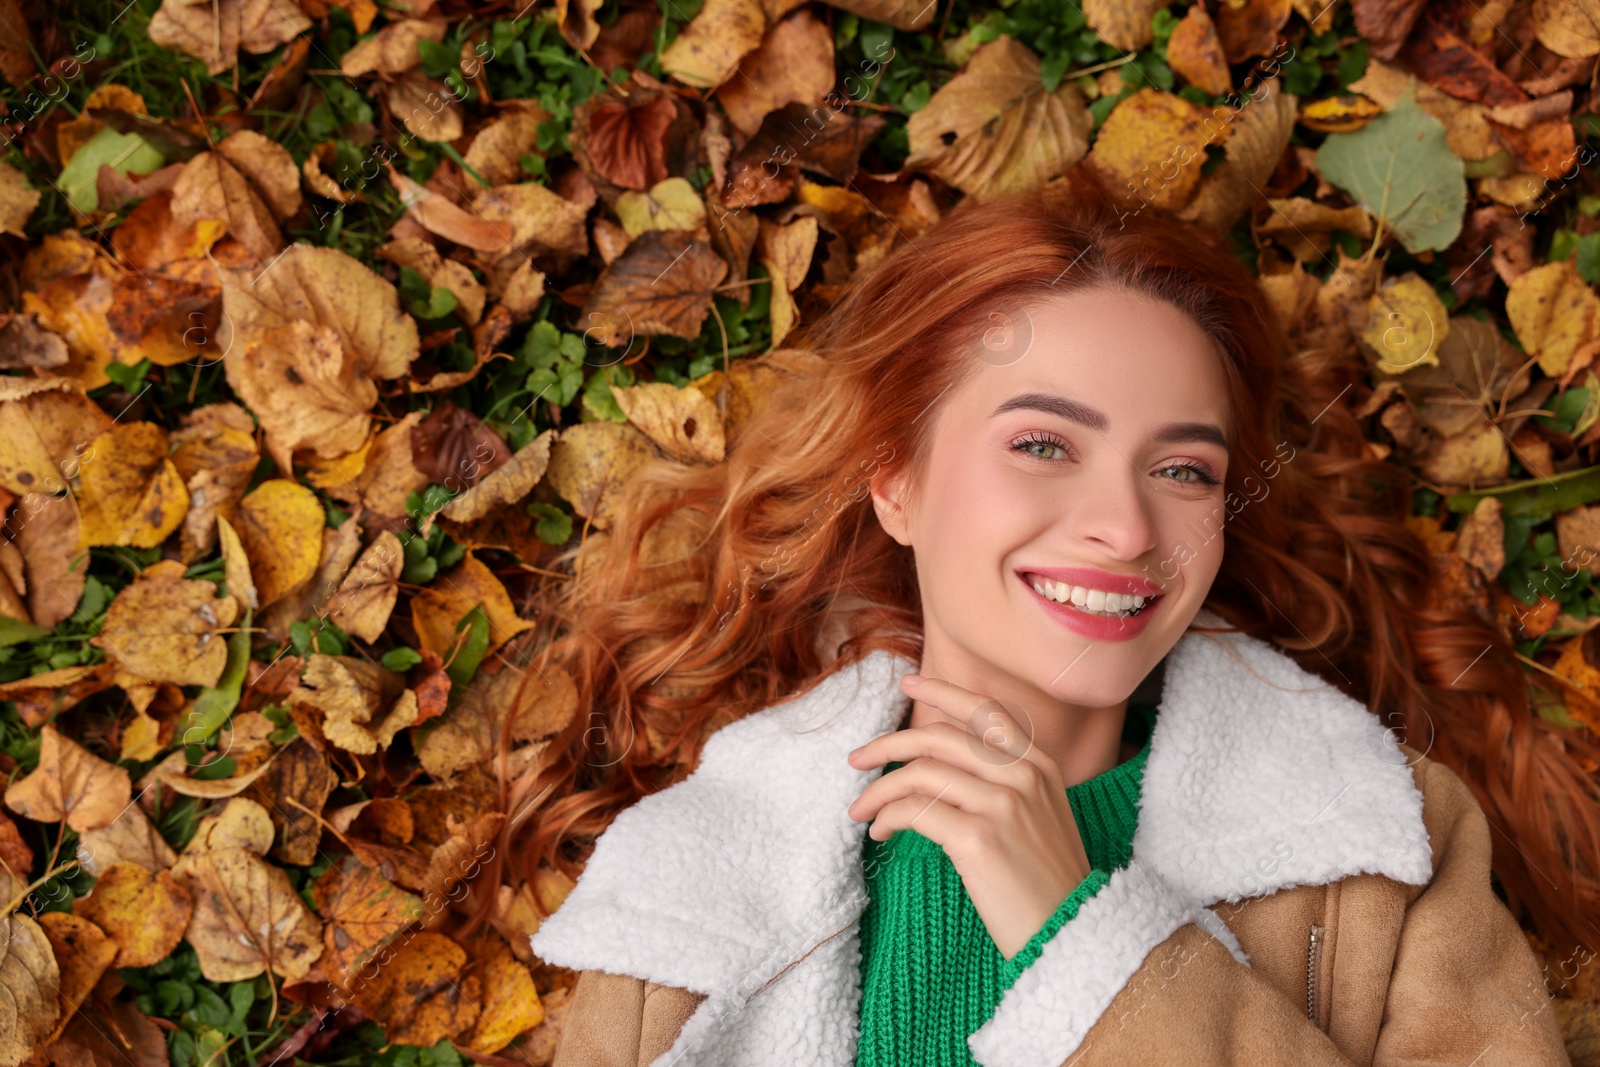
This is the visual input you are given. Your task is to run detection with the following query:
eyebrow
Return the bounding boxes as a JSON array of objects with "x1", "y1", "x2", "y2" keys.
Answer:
[{"x1": 990, "y1": 392, "x2": 1230, "y2": 452}]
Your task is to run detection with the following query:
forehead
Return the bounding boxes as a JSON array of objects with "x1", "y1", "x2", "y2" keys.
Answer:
[{"x1": 949, "y1": 287, "x2": 1231, "y2": 421}]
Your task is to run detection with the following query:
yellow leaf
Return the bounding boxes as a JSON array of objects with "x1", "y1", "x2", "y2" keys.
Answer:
[
  {"x1": 77, "y1": 422, "x2": 190, "y2": 548},
  {"x1": 410, "y1": 552, "x2": 532, "y2": 660},
  {"x1": 612, "y1": 382, "x2": 725, "y2": 464},
  {"x1": 71, "y1": 860, "x2": 194, "y2": 968},
  {"x1": 233, "y1": 479, "x2": 325, "y2": 608},
  {"x1": 216, "y1": 515, "x2": 257, "y2": 613},
  {"x1": 615, "y1": 177, "x2": 708, "y2": 238},
  {"x1": 92, "y1": 559, "x2": 240, "y2": 687},
  {"x1": 1361, "y1": 273, "x2": 1450, "y2": 375},
  {"x1": 1506, "y1": 259, "x2": 1600, "y2": 378},
  {"x1": 464, "y1": 934, "x2": 544, "y2": 1053},
  {"x1": 1088, "y1": 88, "x2": 1220, "y2": 213}
]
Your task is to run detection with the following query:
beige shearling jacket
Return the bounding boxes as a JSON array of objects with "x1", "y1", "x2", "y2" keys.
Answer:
[{"x1": 528, "y1": 608, "x2": 1573, "y2": 1066}]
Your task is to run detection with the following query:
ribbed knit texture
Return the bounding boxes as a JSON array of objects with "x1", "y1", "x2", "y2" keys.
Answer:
[{"x1": 853, "y1": 702, "x2": 1157, "y2": 1066}]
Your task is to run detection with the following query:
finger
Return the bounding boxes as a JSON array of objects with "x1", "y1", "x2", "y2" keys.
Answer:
[
  {"x1": 863, "y1": 792, "x2": 981, "y2": 847},
  {"x1": 849, "y1": 756, "x2": 1009, "y2": 826},
  {"x1": 900, "y1": 675, "x2": 1040, "y2": 768},
  {"x1": 854, "y1": 718, "x2": 1054, "y2": 791}
]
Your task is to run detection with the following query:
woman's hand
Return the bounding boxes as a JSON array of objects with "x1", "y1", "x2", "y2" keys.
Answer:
[{"x1": 845, "y1": 674, "x2": 1093, "y2": 960}]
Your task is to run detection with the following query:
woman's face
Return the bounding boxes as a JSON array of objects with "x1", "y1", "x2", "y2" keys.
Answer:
[{"x1": 870, "y1": 285, "x2": 1233, "y2": 711}]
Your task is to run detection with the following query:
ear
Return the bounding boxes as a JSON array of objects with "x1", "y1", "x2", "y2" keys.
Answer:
[{"x1": 869, "y1": 465, "x2": 913, "y2": 547}]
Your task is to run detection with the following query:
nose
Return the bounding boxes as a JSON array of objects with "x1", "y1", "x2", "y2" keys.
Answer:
[{"x1": 1066, "y1": 458, "x2": 1159, "y2": 562}]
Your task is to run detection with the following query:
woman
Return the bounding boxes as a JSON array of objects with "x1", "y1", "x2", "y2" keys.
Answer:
[{"x1": 517, "y1": 161, "x2": 1598, "y2": 1065}]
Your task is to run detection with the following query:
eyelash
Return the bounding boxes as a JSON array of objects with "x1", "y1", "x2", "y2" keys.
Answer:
[{"x1": 1010, "y1": 432, "x2": 1222, "y2": 487}]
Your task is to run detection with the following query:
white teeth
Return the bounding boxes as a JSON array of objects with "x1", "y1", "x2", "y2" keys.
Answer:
[{"x1": 1028, "y1": 577, "x2": 1150, "y2": 616}]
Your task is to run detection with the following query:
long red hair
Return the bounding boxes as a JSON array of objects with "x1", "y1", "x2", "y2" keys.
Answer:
[{"x1": 491, "y1": 160, "x2": 1600, "y2": 959}]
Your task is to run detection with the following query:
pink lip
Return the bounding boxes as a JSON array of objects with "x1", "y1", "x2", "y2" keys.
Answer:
[
  {"x1": 1017, "y1": 566, "x2": 1167, "y2": 643},
  {"x1": 1016, "y1": 566, "x2": 1166, "y2": 597}
]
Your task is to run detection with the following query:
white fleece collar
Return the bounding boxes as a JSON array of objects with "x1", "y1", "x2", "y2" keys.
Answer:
[{"x1": 529, "y1": 607, "x2": 1434, "y2": 1067}]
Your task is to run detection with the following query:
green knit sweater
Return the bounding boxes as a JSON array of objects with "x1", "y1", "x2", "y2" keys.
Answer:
[{"x1": 853, "y1": 702, "x2": 1157, "y2": 1066}]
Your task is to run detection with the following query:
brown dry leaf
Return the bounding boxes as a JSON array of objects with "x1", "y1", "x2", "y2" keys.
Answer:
[
  {"x1": 1387, "y1": 316, "x2": 1533, "y2": 437},
  {"x1": 327, "y1": 531, "x2": 404, "y2": 642},
  {"x1": 1177, "y1": 78, "x2": 1297, "y2": 232},
  {"x1": 1084, "y1": 0, "x2": 1170, "y2": 49},
  {"x1": 0, "y1": 311, "x2": 69, "y2": 371},
  {"x1": 37, "y1": 912, "x2": 117, "y2": 1047},
  {"x1": 718, "y1": 8, "x2": 834, "y2": 136},
  {"x1": 290, "y1": 654, "x2": 417, "y2": 755},
  {"x1": 218, "y1": 129, "x2": 302, "y2": 221},
  {"x1": 170, "y1": 150, "x2": 282, "y2": 264},
  {"x1": 171, "y1": 845, "x2": 325, "y2": 981},
  {"x1": 0, "y1": 909, "x2": 59, "y2": 1066},
  {"x1": 1256, "y1": 198, "x2": 1373, "y2": 261},
  {"x1": 822, "y1": 0, "x2": 934, "y2": 29},
  {"x1": 1506, "y1": 259, "x2": 1600, "y2": 377},
  {"x1": 324, "y1": 412, "x2": 431, "y2": 524},
  {"x1": 0, "y1": 665, "x2": 114, "y2": 731},
  {"x1": 147, "y1": 0, "x2": 311, "y2": 74},
  {"x1": 1413, "y1": 419, "x2": 1510, "y2": 486},
  {"x1": 3, "y1": 723, "x2": 131, "y2": 833},
  {"x1": 758, "y1": 214, "x2": 818, "y2": 348},
  {"x1": 233, "y1": 479, "x2": 325, "y2": 608},
  {"x1": 225, "y1": 319, "x2": 379, "y2": 475},
  {"x1": 1089, "y1": 88, "x2": 1219, "y2": 213},
  {"x1": 171, "y1": 402, "x2": 260, "y2": 560},
  {"x1": 75, "y1": 802, "x2": 177, "y2": 876},
  {"x1": 310, "y1": 855, "x2": 426, "y2": 993},
  {"x1": 216, "y1": 515, "x2": 258, "y2": 614},
  {"x1": 463, "y1": 933, "x2": 544, "y2": 1053},
  {"x1": 410, "y1": 552, "x2": 532, "y2": 660},
  {"x1": 256, "y1": 507, "x2": 362, "y2": 641},
  {"x1": 1214, "y1": 0, "x2": 1291, "y2": 61},
  {"x1": 464, "y1": 103, "x2": 549, "y2": 187},
  {"x1": 0, "y1": 811, "x2": 31, "y2": 885},
  {"x1": 377, "y1": 237, "x2": 487, "y2": 326},
  {"x1": 72, "y1": 861, "x2": 194, "y2": 968},
  {"x1": 1455, "y1": 497, "x2": 1506, "y2": 579},
  {"x1": 469, "y1": 181, "x2": 592, "y2": 273},
  {"x1": 0, "y1": 161, "x2": 38, "y2": 238},
  {"x1": 152, "y1": 746, "x2": 283, "y2": 799},
  {"x1": 1167, "y1": 4, "x2": 1231, "y2": 95},
  {"x1": 389, "y1": 71, "x2": 465, "y2": 142},
  {"x1": 658, "y1": 0, "x2": 769, "y2": 88},
  {"x1": 613, "y1": 382, "x2": 726, "y2": 464},
  {"x1": 581, "y1": 91, "x2": 678, "y2": 191},
  {"x1": 19, "y1": 272, "x2": 118, "y2": 389},
  {"x1": 237, "y1": 737, "x2": 337, "y2": 865},
  {"x1": 905, "y1": 36, "x2": 1093, "y2": 202},
  {"x1": 441, "y1": 430, "x2": 555, "y2": 523},
  {"x1": 40, "y1": 990, "x2": 167, "y2": 1067},
  {"x1": 340, "y1": 16, "x2": 447, "y2": 75},
  {"x1": 220, "y1": 242, "x2": 420, "y2": 381},
  {"x1": 92, "y1": 559, "x2": 240, "y2": 687},
  {"x1": 581, "y1": 229, "x2": 728, "y2": 346},
  {"x1": 76, "y1": 421, "x2": 189, "y2": 549},
  {"x1": 0, "y1": 0, "x2": 36, "y2": 90},
  {"x1": 0, "y1": 379, "x2": 113, "y2": 496},
  {"x1": 416, "y1": 657, "x2": 575, "y2": 778},
  {"x1": 545, "y1": 420, "x2": 658, "y2": 530},
  {"x1": 350, "y1": 931, "x2": 477, "y2": 1046},
  {"x1": 388, "y1": 169, "x2": 512, "y2": 253},
  {"x1": 12, "y1": 492, "x2": 86, "y2": 627}
]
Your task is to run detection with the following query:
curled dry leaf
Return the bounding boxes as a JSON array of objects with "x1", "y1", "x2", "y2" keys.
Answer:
[
  {"x1": 409, "y1": 551, "x2": 532, "y2": 660},
  {"x1": 544, "y1": 420, "x2": 658, "y2": 530},
  {"x1": 1455, "y1": 496, "x2": 1507, "y2": 581},
  {"x1": 378, "y1": 236, "x2": 487, "y2": 326},
  {"x1": 76, "y1": 421, "x2": 190, "y2": 549},
  {"x1": 464, "y1": 103, "x2": 549, "y2": 187},
  {"x1": 905, "y1": 36, "x2": 1094, "y2": 202},
  {"x1": 290, "y1": 654, "x2": 418, "y2": 755},
  {"x1": 92, "y1": 559, "x2": 240, "y2": 687},
  {"x1": 340, "y1": 17, "x2": 447, "y2": 76},
  {"x1": 171, "y1": 402, "x2": 260, "y2": 560},
  {"x1": 12, "y1": 492, "x2": 86, "y2": 627},
  {"x1": 170, "y1": 845, "x2": 325, "y2": 982},
  {"x1": 187, "y1": 796, "x2": 276, "y2": 855},
  {"x1": 1167, "y1": 4, "x2": 1231, "y2": 95},
  {"x1": 758, "y1": 214, "x2": 817, "y2": 348},
  {"x1": 1178, "y1": 79, "x2": 1297, "y2": 232},
  {"x1": 440, "y1": 429, "x2": 556, "y2": 522},
  {"x1": 327, "y1": 531, "x2": 404, "y2": 642},
  {"x1": 717, "y1": 7, "x2": 835, "y2": 137},
  {"x1": 71, "y1": 860, "x2": 194, "y2": 968},
  {"x1": 389, "y1": 168, "x2": 512, "y2": 253},
  {"x1": 388, "y1": 71, "x2": 465, "y2": 143},
  {"x1": 658, "y1": 0, "x2": 770, "y2": 89},
  {"x1": 75, "y1": 802, "x2": 177, "y2": 876},
  {"x1": 241, "y1": 738, "x2": 338, "y2": 865},
  {"x1": 416, "y1": 656, "x2": 576, "y2": 778},
  {"x1": 615, "y1": 176, "x2": 706, "y2": 238},
  {"x1": 3, "y1": 723, "x2": 131, "y2": 833}
]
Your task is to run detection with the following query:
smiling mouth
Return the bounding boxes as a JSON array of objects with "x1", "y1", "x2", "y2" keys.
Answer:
[{"x1": 1022, "y1": 574, "x2": 1162, "y2": 619}]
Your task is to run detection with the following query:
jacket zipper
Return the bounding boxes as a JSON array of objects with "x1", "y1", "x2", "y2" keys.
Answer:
[{"x1": 1305, "y1": 923, "x2": 1325, "y2": 1026}]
